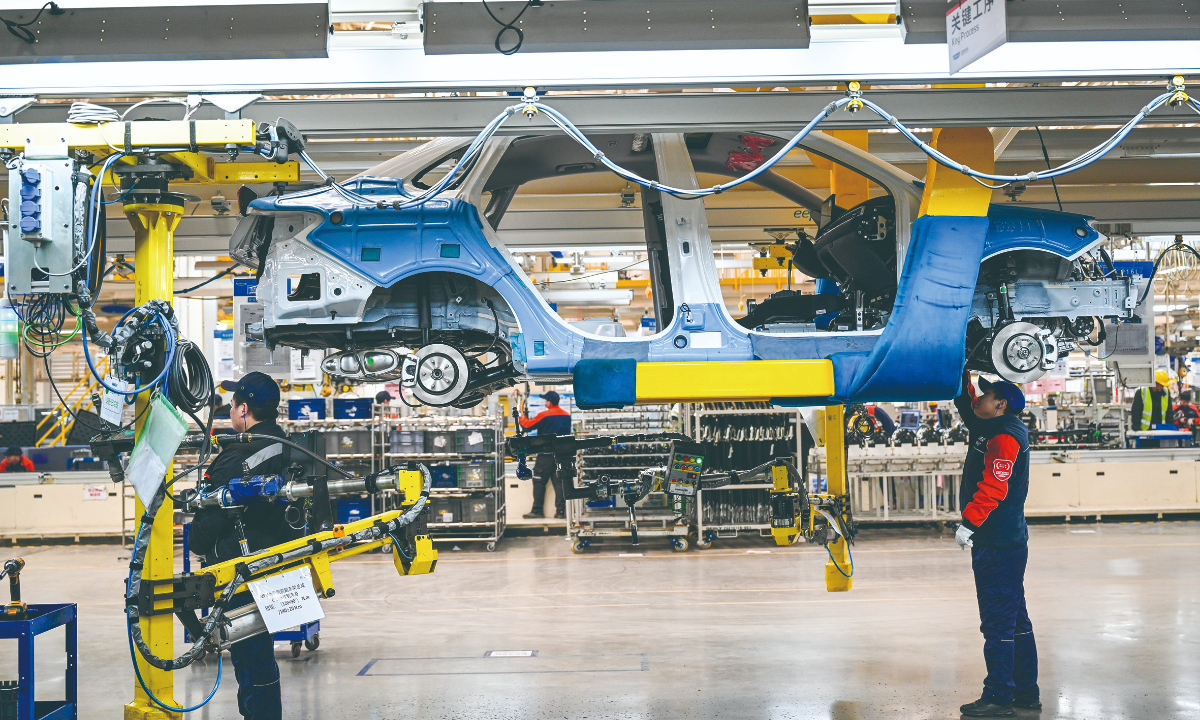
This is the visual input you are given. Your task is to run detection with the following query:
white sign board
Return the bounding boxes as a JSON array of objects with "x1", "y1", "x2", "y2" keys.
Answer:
[
  {"x1": 247, "y1": 567, "x2": 325, "y2": 634},
  {"x1": 83, "y1": 484, "x2": 107, "y2": 501},
  {"x1": 947, "y1": 0, "x2": 1007, "y2": 74}
]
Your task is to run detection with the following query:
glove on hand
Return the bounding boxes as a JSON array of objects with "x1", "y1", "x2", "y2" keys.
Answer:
[{"x1": 955, "y1": 524, "x2": 974, "y2": 549}]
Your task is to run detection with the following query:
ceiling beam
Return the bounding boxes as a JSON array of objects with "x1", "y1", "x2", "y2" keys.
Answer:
[{"x1": 13, "y1": 86, "x2": 1194, "y2": 139}]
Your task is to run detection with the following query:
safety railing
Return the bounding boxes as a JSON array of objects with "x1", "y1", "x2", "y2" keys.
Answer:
[{"x1": 37, "y1": 355, "x2": 108, "y2": 447}]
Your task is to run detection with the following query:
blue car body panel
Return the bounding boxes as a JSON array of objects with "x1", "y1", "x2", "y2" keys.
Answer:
[{"x1": 251, "y1": 184, "x2": 1100, "y2": 404}]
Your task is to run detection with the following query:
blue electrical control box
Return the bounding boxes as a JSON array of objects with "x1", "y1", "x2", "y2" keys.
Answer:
[{"x1": 7, "y1": 157, "x2": 77, "y2": 295}]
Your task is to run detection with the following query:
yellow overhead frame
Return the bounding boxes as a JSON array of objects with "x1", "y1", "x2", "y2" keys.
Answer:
[
  {"x1": 752, "y1": 243, "x2": 793, "y2": 275},
  {"x1": 0, "y1": 119, "x2": 299, "y2": 185},
  {"x1": 98, "y1": 155, "x2": 299, "y2": 186},
  {"x1": 0, "y1": 119, "x2": 254, "y2": 152}
]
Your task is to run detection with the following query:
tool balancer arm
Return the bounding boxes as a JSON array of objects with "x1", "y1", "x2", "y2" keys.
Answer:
[{"x1": 125, "y1": 450, "x2": 433, "y2": 671}]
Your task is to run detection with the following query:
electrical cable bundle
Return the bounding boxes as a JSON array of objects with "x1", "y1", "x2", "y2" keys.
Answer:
[
  {"x1": 66, "y1": 102, "x2": 120, "y2": 125},
  {"x1": 12, "y1": 293, "x2": 77, "y2": 358}
]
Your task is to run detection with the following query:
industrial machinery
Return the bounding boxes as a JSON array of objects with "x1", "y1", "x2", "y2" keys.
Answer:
[
  {"x1": 224, "y1": 84, "x2": 1186, "y2": 409},
  {"x1": 506, "y1": 428, "x2": 854, "y2": 552},
  {"x1": 0, "y1": 104, "x2": 442, "y2": 715}
]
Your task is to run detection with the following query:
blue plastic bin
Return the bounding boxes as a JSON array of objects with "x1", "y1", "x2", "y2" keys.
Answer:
[
  {"x1": 430, "y1": 465, "x2": 458, "y2": 488},
  {"x1": 333, "y1": 398, "x2": 373, "y2": 419},
  {"x1": 336, "y1": 498, "x2": 371, "y2": 524},
  {"x1": 288, "y1": 398, "x2": 326, "y2": 420}
]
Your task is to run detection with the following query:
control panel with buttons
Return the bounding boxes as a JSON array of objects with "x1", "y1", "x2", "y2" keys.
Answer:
[{"x1": 665, "y1": 439, "x2": 706, "y2": 497}]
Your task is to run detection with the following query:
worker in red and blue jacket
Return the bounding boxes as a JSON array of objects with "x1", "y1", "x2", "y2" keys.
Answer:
[
  {"x1": 952, "y1": 368, "x2": 1038, "y2": 718},
  {"x1": 518, "y1": 390, "x2": 572, "y2": 519}
]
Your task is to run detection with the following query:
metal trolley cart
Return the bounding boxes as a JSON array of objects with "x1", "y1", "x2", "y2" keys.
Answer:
[
  {"x1": 690, "y1": 404, "x2": 803, "y2": 548},
  {"x1": 0, "y1": 603, "x2": 77, "y2": 720},
  {"x1": 566, "y1": 406, "x2": 689, "y2": 553},
  {"x1": 378, "y1": 410, "x2": 507, "y2": 551}
]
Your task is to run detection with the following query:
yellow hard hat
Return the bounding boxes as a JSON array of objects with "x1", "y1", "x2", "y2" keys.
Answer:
[{"x1": 1156, "y1": 370, "x2": 1170, "y2": 387}]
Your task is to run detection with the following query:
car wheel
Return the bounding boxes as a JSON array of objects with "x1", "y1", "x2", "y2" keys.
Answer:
[{"x1": 412, "y1": 343, "x2": 471, "y2": 406}]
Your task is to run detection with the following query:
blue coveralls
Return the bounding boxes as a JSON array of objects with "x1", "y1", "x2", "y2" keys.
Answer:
[{"x1": 954, "y1": 389, "x2": 1040, "y2": 707}]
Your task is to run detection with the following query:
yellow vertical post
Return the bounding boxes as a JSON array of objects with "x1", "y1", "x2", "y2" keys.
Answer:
[
  {"x1": 124, "y1": 200, "x2": 183, "y2": 720},
  {"x1": 917, "y1": 127, "x2": 996, "y2": 218},
  {"x1": 827, "y1": 130, "x2": 870, "y2": 209},
  {"x1": 822, "y1": 404, "x2": 853, "y2": 592}
]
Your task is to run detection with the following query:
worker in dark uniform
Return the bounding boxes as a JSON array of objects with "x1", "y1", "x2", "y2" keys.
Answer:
[
  {"x1": 864, "y1": 404, "x2": 895, "y2": 437},
  {"x1": 953, "y1": 369, "x2": 1038, "y2": 718},
  {"x1": 188, "y1": 372, "x2": 289, "y2": 720},
  {"x1": 1131, "y1": 370, "x2": 1171, "y2": 431},
  {"x1": 518, "y1": 390, "x2": 572, "y2": 519},
  {"x1": 1173, "y1": 389, "x2": 1200, "y2": 424}
]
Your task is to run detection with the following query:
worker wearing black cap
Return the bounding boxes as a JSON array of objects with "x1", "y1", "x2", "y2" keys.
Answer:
[
  {"x1": 0, "y1": 447, "x2": 33, "y2": 472},
  {"x1": 952, "y1": 369, "x2": 1038, "y2": 718},
  {"x1": 518, "y1": 390, "x2": 572, "y2": 519},
  {"x1": 189, "y1": 371, "x2": 289, "y2": 720}
]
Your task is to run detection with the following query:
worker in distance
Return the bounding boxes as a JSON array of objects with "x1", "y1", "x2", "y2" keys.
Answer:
[
  {"x1": 518, "y1": 389, "x2": 572, "y2": 519},
  {"x1": 189, "y1": 372, "x2": 291, "y2": 720},
  {"x1": 952, "y1": 368, "x2": 1039, "y2": 718}
]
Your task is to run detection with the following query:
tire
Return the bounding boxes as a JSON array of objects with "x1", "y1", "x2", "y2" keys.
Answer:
[
  {"x1": 486, "y1": 542, "x2": 497, "y2": 552},
  {"x1": 412, "y1": 344, "x2": 471, "y2": 406},
  {"x1": 572, "y1": 541, "x2": 586, "y2": 554},
  {"x1": 695, "y1": 538, "x2": 712, "y2": 550},
  {"x1": 290, "y1": 642, "x2": 302, "y2": 658},
  {"x1": 672, "y1": 537, "x2": 689, "y2": 552},
  {"x1": 305, "y1": 635, "x2": 320, "y2": 651}
]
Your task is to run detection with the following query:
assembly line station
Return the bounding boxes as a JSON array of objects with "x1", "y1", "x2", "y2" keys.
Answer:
[{"x1": 0, "y1": 2, "x2": 1198, "y2": 719}]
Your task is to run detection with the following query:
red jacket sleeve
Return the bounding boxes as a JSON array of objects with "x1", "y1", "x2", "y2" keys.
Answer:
[
  {"x1": 963, "y1": 433, "x2": 1019, "y2": 529},
  {"x1": 518, "y1": 410, "x2": 549, "y2": 429}
]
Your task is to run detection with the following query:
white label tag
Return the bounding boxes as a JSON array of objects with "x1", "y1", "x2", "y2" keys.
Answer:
[
  {"x1": 100, "y1": 376, "x2": 126, "y2": 425},
  {"x1": 434, "y1": 435, "x2": 447, "y2": 448},
  {"x1": 467, "y1": 431, "x2": 484, "y2": 446},
  {"x1": 690, "y1": 331, "x2": 723, "y2": 349},
  {"x1": 83, "y1": 484, "x2": 107, "y2": 501},
  {"x1": 248, "y1": 567, "x2": 325, "y2": 634},
  {"x1": 1, "y1": 409, "x2": 18, "y2": 422}
]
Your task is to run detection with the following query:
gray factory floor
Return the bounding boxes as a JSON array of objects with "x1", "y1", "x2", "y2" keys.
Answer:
[{"x1": 3, "y1": 522, "x2": 1197, "y2": 720}]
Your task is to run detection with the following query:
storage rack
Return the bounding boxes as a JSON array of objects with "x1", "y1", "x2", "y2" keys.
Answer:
[
  {"x1": 568, "y1": 404, "x2": 689, "y2": 552},
  {"x1": 377, "y1": 408, "x2": 506, "y2": 551},
  {"x1": 690, "y1": 403, "x2": 804, "y2": 548},
  {"x1": 282, "y1": 413, "x2": 379, "y2": 522},
  {"x1": 281, "y1": 415, "x2": 378, "y2": 473}
]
